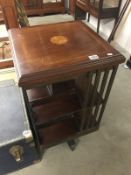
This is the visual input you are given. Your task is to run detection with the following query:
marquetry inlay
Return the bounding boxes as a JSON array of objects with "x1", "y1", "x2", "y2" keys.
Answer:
[{"x1": 50, "y1": 35, "x2": 68, "y2": 45}]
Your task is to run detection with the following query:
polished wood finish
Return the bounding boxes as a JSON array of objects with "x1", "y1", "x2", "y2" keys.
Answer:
[
  {"x1": 9, "y1": 21, "x2": 125, "y2": 150},
  {"x1": 75, "y1": 0, "x2": 122, "y2": 33},
  {"x1": 9, "y1": 21, "x2": 124, "y2": 88},
  {"x1": 22, "y1": 0, "x2": 65, "y2": 16},
  {"x1": 0, "y1": 59, "x2": 14, "y2": 69},
  {"x1": 0, "y1": 0, "x2": 65, "y2": 70}
]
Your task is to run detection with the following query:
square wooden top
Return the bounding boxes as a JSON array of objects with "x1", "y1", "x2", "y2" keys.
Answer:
[{"x1": 9, "y1": 21, "x2": 125, "y2": 88}]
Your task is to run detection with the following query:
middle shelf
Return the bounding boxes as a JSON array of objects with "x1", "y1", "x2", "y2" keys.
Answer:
[
  {"x1": 33, "y1": 92, "x2": 81, "y2": 128},
  {"x1": 26, "y1": 78, "x2": 104, "y2": 129}
]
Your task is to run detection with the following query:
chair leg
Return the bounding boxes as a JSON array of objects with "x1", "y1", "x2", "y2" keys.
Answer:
[
  {"x1": 67, "y1": 139, "x2": 76, "y2": 151},
  {"x1": 114, "y1": 16, "x2": 119, "y2": 26},
  {"x1": 74, "y1": 7, "x2": 77, "y2": 20},
  {"x1": 87, "y1": 13, "x2": 90, "y2": 22},
  {"x1": 111, "y1": 18, "x2": 118, "y2": 41},
  {"x1": 97, "y1": 18, "x2": 101, "y2": 34}
]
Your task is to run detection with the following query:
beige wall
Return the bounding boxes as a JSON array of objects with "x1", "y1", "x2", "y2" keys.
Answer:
[{"x1": 115, "y1": 1, "x2": 131, "y2": 54}]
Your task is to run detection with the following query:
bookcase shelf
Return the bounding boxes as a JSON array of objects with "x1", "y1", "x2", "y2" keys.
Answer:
[
  {"x1": 33, "y1": 92, "x2": 81, "y2": 128},
  {"x1": 25, "y1": 75, "x2": 108, "y2": 149},
  {"x1": 39, "y1": 118, "x2": 79, "y2": 148}
]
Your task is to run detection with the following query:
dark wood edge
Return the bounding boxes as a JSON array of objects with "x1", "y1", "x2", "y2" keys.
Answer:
[
  {"x1": 8, "y1": 21, "x2": 126, "y2": 88},
  {"x1": 0, "y1": 37, "x2": 9, "y2": 42},
  {"x1": 0, "y1": 59, "x2": 14, "y2": 69},
  {"x1": 18, "y1": 54, "x2": 125, "y2": 88}
]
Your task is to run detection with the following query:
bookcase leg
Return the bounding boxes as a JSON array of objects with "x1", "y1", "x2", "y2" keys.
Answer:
[{"x1": 67, "y1": 139, "x2": 76, "y2": 151}]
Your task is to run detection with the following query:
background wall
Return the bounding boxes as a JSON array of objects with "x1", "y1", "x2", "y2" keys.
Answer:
[{"x1": 115, "y1": 0, "x2": 131, "y2": 54}]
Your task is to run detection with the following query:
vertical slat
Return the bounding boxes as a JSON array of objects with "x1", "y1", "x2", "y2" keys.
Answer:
[
  {"x1": 98, "y1": 66, "x2": 118, "y2": 124},
  {"x1": 99, "y1": 70, "x2": 110, "y2": 98},
  {"x1": 86, "y1": 70, "x2": 101, "y2": 129},
  {"x1": 22, "y1": 88, "x2": 42, "y2": 158},
  {"x1": 91, "y1": 69, "x2": 110, "y2": 127},
  {"x1": 80, "y1": 72, "x2": 93, "y2": 132}
]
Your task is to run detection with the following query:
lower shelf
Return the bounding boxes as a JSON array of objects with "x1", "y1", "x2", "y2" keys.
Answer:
[{"x1": 38, "y1": 118, "x2": 79, "y2": 148}]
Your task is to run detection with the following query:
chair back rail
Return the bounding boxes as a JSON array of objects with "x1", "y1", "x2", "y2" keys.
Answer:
[
  {"x1": 0, "y1": 0, "x2": 29, "y2": 30},
  {"x1": 0, "y1": 0, "x2": 19, "y2": 30}
]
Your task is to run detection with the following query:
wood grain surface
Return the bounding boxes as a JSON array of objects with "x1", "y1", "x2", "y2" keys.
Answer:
[{"x1": 9, "y1": 21, "x2": 125, "y2": 88}]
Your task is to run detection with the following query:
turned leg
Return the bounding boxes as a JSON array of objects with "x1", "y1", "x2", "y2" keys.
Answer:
[
  {"x1": 87, "y1": 13, "x2": 90, "y2": 22},
  {"x1": 67, "y1": 139, "x2": 76, "y2": 151},
  {"x1": 97, "y1": 18, "x2": 101, "y2": 34}
]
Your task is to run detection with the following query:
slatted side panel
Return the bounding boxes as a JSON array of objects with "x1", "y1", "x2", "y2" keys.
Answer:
[{"x1": 79, "y1": 65, "x2": 118, "y2": 131}]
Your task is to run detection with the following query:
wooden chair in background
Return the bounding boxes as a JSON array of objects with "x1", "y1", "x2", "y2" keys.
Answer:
[
  {"x1": 0, "y1": 5, "x2": 4, "y2": 24},
  {"x1": 0, "y1": 0, "x2": 30, "y2": 69},
  {"x1": 0, "y1": 0, "x2": 54, "y2": 94},
  {"x1": 0, "y1": 0, "x2": 29, "y2": 30},
  {"x1": 75, "y1": 0, "x2": 122, "y2": 33}
]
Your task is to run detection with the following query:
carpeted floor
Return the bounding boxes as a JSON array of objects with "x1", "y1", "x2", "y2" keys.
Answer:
[
  {"x1": 0, "y1": 68, "x2": 16, "y2": 82},
  {"x1": 28, "y1": 14, "x2": 74, "y2": 26}
]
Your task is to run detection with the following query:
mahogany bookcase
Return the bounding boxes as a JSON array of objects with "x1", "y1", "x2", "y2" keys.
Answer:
[{"x1": 9, "y1": 21, "x2": 125, "y2": 151}]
